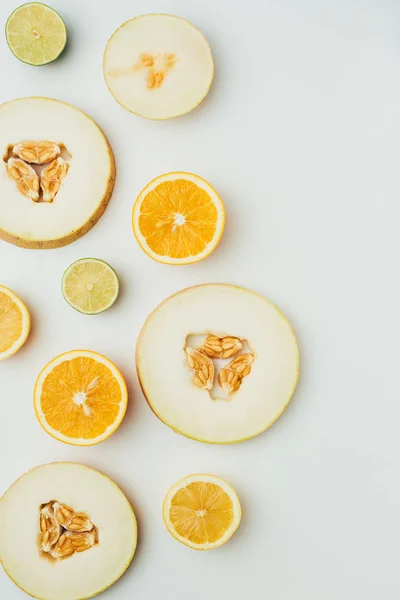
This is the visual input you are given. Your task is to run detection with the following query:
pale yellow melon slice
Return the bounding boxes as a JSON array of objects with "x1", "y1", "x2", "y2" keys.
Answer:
[
  {"x1": 0, "y1": 463, "x2": 137, "y2": 600},
  {"x1": 0, "y1": 97, "x2": 115, "y2": 248},
  {"x1": 136, "y1": 284, "x2": 299, "y2": 443},
  {"x1": 103, "y1": 14, "x2": 214, "y2": 120}
]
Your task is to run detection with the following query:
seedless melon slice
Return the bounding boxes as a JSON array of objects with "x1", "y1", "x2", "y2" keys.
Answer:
[
  {"x1": 0, "y1": 463, "x2": 137, "y2": 600},
  {"x1": 103, "y1": 14, "x2": 214, "y2": 119},
  {"x1": 0, "y1": 97, "x2": 115, "y2": 248},
  {"x1": 136, "y1": 284, "x2": 299, "y2": 443}
]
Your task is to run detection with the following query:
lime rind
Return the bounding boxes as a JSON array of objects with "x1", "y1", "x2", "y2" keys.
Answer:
[
  {"x1": 62, "y1": 258, "x2": 119, "y2": 315},
  {"x1": 5, "y1": 2, "x2": 67, "y2": 66}
]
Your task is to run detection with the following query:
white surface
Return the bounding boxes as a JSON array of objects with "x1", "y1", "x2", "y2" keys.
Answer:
[{"x1": 0, "y1": 0, "x2": 399, "y2": 598}]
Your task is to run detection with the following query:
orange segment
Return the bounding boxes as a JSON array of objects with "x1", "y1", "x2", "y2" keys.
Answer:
[
  {"x1": 0, "y1": 286, "x2": 30, "y2": 359},
  {"x1": 34, "y1": 351, "x2": 128, "y2": 446},
  {"x1": 133, "y1": 173, "x2": 225, "y2": 264},
  {"x1": 163, "y1": 474, "x2": 241, "y2": 550}
]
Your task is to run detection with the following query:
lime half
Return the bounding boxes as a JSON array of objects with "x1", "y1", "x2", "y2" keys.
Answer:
[
  {"x1": 6, "y1": 3, "x2": 67, "y2": 66},
  {"x1": 62, "y1": 258, "x2": 119, "y2": 315}
]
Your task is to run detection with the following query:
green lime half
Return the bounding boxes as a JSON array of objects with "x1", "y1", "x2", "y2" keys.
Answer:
[
  {"x1": 62, "y1": 258, "x2": 120, "y2": 315},
  {"x1": 6, "y1": 3, "x2": 67, "y2": 66}
]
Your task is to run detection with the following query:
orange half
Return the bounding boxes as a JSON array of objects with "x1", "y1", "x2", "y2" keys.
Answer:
[
  {"x1": 132, "y1": 172, "x2": 225, "y2": 264},
  {"x1": 163, "y1": 474, "x2": 241, "y2": 550},
  {"x1": 34, "y1": 350, "x2": 128, "y2": 446},
  {"x1": 0, "y1": 285, "x2": 30, "y2": 360}
]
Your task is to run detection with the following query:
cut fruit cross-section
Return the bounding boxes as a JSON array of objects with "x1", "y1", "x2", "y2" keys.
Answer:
[
  {"x1": 0, "y1": 97, "x2": 115, "y2": 249},
  {"x1": 34, "y1": 350, "x2": 128, "y2": 446},
  {"x1": 103, "y1": 14, "x2": 214, "y2": 119},
  {"x1": 62, "y1": 258, "x2": 119, "y2": 315},
  {"x1": 0, "y1": 463, "x2": 137, "y2": 600},
  {"x1": 132, "y1": 172, "x2": 225, "y2": 264},
  {"x1": 0, "y1": 285, "x2": 30, "y2": 360},
  {"x1": 136, "y1": 284, "x2": 299, "y2": 443},
  {"x1": 5, "y1": 2, "x2": 67, "y2": 66},
  {"x1": 163, "y1": 474, "x2": 241, "y2": 550}
]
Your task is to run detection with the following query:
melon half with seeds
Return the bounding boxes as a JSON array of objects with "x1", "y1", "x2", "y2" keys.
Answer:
[
  {"x1": 0, "y1": 463, "x2": 137, "y2": 600},
  {"x1": 103, "y1": 14, "x2": 214, "y2": 119},
  {"x1": 137, "y1": 284, "x2": 300, "y2": 443},
  {"x1": 0, "y1": 97, "x2": 115, "y2": 248}
]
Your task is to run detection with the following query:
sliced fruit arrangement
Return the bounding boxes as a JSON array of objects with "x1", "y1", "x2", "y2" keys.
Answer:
[
  {"x1": 136, "y1": 284, "x2": 299, "y2": 443},
  {"x1": 0, "y1": 97, "x2": 115, "y2": 248},
  {"x1": 0, "y1": 285, "x2": 30, "y2": 360},
  {"x1": 103, "y1": 14, "x2": 214, "y2": 120},
  {"x1": 163, "y1": 474, "x2": 241, "y2": 550},
  {"x1": 0, "y1": 463, "x2": 137, "y2": 600},
  {"x1": 5, "y1": 2, "x2": 67, "y2": 66},
  {"x1": 34, "y1": 350, "x2": 128, "y2": 446},
  {"x1": 132, "y1": 172, "x2": 225, "y2": 264},
  {"x1": 62, "y1": 258, "x2": 119, "y2": 315}
]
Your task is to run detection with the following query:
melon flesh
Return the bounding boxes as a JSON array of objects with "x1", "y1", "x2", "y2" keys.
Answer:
[
  {"x1": 0, "y1": 98, "x2": 115, "y2": 248},
  {"x1": 103, "y1": 14, "x2": 214, "y2": 119},
  {"x1": 136, "y1": 284, "x2": 299, "y2": 443},
  {"x1": 0, "y1": 463, "x2": 137, "y2": 600}
]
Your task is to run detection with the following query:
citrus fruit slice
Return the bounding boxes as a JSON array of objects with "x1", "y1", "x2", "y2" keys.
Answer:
[
  {"x1": 0, "y1": 285, "x2": 30, "y2": 360},
  {"x1": 163, "y1": 474, "x2": 241, "y2": 550},
  {"x1": 132, "y1": 172, "x2": 225, "y2": 264},
  {"x1": 34, "y1": 350, "x2": 128, "y2": 446},
  {"x1": 5, "y1": 3, "x2": 67, "y2": 66},
  {"x1": 137, "y1": 284, "x2": 299, "y2": 443},
  {"x1": 62, "y1": 258, "x2": 119, "y2": 315},
  {"x1": 103, "y1": 14, "x2": 214, "y2": 120},
  {"x1": 0, "y1": 463, "x2": 138, "y2": 600}
]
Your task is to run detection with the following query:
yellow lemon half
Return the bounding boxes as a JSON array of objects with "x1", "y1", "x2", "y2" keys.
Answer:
[
  {"x1": 0, "y1": 285, "x2": 30, "y2": 360},
  {"x1": 163, "y1": 474, "x2": 241, "y2": 550}
]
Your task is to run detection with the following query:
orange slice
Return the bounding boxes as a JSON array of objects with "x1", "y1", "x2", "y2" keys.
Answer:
[
  {"x1": 162, "y1": 474, "x2": 241, "y2": 550},
  {"x1": 132, "y1": 172, "x2": 225, "y2": 264},
  {"x1": 34, "y1": 350, "x2": 128, "y2": 446},
  {"x1": 0, "y1": 285, "x2": 30, "y2": 360}
]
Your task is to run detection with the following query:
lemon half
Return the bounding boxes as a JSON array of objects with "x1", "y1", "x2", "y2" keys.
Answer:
[
  {"x1": 0, "y1": 285, "x2": 30, "y2": 360},
  {"x1": 163, "y1": 474, "x2": 241, "y2": 550}
]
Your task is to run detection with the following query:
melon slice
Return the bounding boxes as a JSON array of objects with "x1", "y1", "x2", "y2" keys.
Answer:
[
  {"x1": 0, "y1": 97, "x2": 115, "y2": 249},
  {"x1": 136, "y1": 284, "x2": 299, "y2": 443},
  {"x1": 103, "y1": 14, "x2": 214, "y2": 120},
  {"x1": 0, "y1": 463, "x2": 137, "y2": 600}
]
